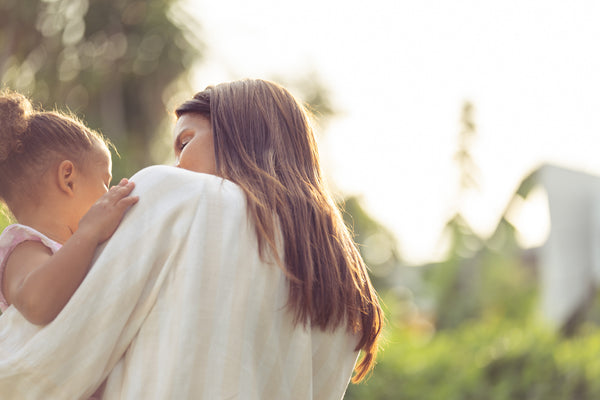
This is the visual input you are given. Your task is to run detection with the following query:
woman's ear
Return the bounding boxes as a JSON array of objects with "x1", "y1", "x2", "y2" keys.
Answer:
[{"x1": 57, "y1": 160, "x2": 76, "y2": 196}]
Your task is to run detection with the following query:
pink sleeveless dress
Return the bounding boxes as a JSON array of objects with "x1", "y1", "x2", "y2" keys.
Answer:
[{"x1": 0, "y1": 224, "x2": 62, "y2": 312}]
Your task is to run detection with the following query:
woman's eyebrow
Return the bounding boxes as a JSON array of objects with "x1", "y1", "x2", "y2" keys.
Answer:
[
  {"x1": 174, "y1": 130, "x2": 188, "y2": 149},
  {"x1": 178, "y1": 126, "x2": 193, "y2": 134},
  {"x1": 174, "y1": 127, "x2": 191, "y2": 140}
]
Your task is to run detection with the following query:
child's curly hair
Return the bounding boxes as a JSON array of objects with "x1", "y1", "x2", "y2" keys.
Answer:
[{"x1": 0, "y1": 90, "x2": 111, "y2": 209}]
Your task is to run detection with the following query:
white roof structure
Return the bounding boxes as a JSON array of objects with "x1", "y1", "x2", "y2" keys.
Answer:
[{"x1": 516, "y1": 164, "x2": 600, "y2": 328}]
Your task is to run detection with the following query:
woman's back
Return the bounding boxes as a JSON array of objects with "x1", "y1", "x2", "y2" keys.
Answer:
[{"x1": 101, "y1": 166, "x2": 360, "y2": 399}]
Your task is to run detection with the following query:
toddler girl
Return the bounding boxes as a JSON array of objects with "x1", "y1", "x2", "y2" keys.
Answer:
[{"x1": 0, "y1": 90, "x2": 138, "y2": 328}]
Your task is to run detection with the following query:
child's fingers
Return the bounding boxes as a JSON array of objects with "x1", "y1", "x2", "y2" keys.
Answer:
[
  {"x1": 117, "y1": 196, "x2": 139, "y2": 209},
  {"x1": 117, "y1": 181, "x2": 135, "y2": 195},
  {"x1": 107, "y1": 181, "x2": 136, "y2": 200},
  {"x1": 108, "y1": 178, "x2": 130, "y2": 192},
  {"x1": 114, "y1": 196, "x2": 138, "y2": 214}
]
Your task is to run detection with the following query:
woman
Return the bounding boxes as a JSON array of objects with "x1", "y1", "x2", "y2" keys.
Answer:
[{"x1": 0, "y1": 79, "x2": 382, "y2": 399}]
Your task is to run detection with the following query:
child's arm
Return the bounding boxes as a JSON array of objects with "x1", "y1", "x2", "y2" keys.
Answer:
[{"x1": 2, "y1": 179, "x2": 139, "y2": 325}]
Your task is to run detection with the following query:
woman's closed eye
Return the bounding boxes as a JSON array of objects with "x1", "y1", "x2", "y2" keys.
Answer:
[
  {"x1": 175, "y1": 133, "x2": 193, "y2": 152},
  {"x1": 180, "y1": 138, "x2": 191, "y2": 150}
]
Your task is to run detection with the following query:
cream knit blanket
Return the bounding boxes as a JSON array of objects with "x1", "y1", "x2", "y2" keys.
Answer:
[{"x1": 0, "y1": 166, "x2": 358, "y2": 399}]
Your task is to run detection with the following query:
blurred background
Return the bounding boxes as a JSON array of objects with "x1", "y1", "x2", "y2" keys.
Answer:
[{"x1": 3, "y1": 0, "x2": 600, "y2": 398}]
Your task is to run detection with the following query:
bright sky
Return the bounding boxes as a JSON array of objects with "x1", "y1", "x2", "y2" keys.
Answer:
[{"x1": 181, "y1": 0, "x2": 600, "y2": 264}]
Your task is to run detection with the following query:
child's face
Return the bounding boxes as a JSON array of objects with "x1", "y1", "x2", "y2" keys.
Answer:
[{"x1": 70, "y1": 143, "x2": 112, "y2": 231}]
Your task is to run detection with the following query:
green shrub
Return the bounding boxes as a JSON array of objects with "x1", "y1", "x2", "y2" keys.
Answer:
[{"x1": 346, "y1": 318, "x2": 600, "y2": 400}]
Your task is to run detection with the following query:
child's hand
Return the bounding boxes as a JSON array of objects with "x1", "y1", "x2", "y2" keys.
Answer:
[{"x1": 77, "y1": 178, "x2": 139, "y2": 244}]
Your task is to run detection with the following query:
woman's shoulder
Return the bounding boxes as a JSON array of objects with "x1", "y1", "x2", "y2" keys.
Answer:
[
  {"x1": 129, "y1": 165, "x2": 245, "y2": 207},
  {"x1": 131, "y1": 165, "x2": 230, "y2": 186}
]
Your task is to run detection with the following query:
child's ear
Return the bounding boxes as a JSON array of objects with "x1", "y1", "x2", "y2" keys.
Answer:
[{"x1": 57, "y1": 160, "x2": 76, "y2": 196}]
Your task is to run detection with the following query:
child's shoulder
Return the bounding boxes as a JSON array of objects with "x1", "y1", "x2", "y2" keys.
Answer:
[
  {"x1": 0, "y1": 225, "x2": 59, "y2": 312},
  {"x1": 0, "y1": 224, "x2": 61, "y2": 255}
]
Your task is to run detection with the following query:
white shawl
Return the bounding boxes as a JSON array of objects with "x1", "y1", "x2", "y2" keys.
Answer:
[{"x1": 0, "y1": 166, "x2": 359, "y2": 399}]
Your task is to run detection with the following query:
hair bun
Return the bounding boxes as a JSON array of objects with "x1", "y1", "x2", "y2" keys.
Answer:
[{"x1": 0, "y1": 90, "x2": 32, "y2": 162}]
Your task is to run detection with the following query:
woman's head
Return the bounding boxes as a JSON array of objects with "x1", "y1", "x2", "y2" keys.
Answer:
[
  {"x1": 175, "y1": 79, "x2": 322, "y2": 185},
  {"x1": 0, "y1": 90, "x2": 112, "y2": 226},
  {"x1": 173, "y1": 113, "x2": 216, "y2": 175}
]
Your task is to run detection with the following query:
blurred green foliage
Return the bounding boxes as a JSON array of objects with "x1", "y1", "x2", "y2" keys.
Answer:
[
  {"x1": 347, "y1": 317, "x2": 600, "y2": 400},
  {"x1": 0, "y1": 207, "x2": 10, "y2": 231},
  {"x1": 341, "y1": 196, "x2": 402, "y2": 291},
  {"x1": 424, "y1": 216, "x2": 537, "y2": 330},
  {"x1": 343, "y1": 98, "x2": 585, "y2": 398},
  {"x1": 0, "y1": 0, "x2": 203, "y2": 179},
  {"x1": 344, "y1": 210, "x2": 600, "y2": 399}
]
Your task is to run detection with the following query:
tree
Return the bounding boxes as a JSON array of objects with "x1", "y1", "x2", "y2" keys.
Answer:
[
  {"x1": 423, "y1": 101, "x2": 537, "y2": 330},
  {"x1": 0, "y1": 0, "x2": 203, "y2": 178},
  {"x1": 454, "y1": 101, "x2": 479, "y2": 195}
]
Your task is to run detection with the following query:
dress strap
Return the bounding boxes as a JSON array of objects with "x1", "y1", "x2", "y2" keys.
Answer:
[{"x1": 0, "y1": 224, "x2": 62, "y2": 312}]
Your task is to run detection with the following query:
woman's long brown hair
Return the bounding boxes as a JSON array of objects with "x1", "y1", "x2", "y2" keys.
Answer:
[{"x1": 176, "y1": 79, "x2": 383, "y2": 382}]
